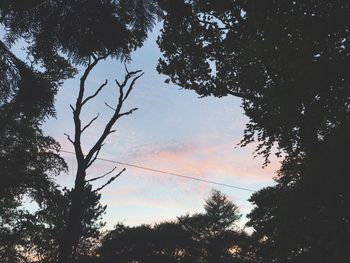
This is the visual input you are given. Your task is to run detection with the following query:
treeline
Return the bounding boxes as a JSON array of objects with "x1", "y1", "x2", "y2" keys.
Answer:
[
  {"x1": 0, "y1": 189, "x2": 252, "y2": 262},
  {"x1": 1, "y1": 1, "x2": 350, "y2": 263},
  {"x1": 97, "y1": 190, "x2": 252, "y2": 263}
]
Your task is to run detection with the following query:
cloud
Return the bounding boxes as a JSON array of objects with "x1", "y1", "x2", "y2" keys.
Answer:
[{"x1": 129, "y1": 141, "x2": 279, "y2": 184}]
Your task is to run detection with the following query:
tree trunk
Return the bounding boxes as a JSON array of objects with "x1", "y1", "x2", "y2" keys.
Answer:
[{"x1": 57, "y1": 166, "x2": 86, "y2": 263}]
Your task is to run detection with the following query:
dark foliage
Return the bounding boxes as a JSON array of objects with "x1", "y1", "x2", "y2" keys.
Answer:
[
  {"x1": 0, "y1": 1, "x2": 161, "y2": 261},
  {"x1": 0, "y1": 183, "x2": 105, "y2": 263},
  {"x1": 1, "y1": 0, "x2": 161, "y2": 69},
  {"x1": 99, "y1": 190, "x2": 252, "y2": 263},
  {"x1": 247, "y1": 125, "x2": 350, "y2": 263},
  {"x1": 157, "y1": 0, "x2": 350, "y2": 163},
  {"x1": 0, "y1": 38, "x2": 67, "y2": 263},
  {"x1": 157, "y1": 1, "x2": 350, "y2": 262}
]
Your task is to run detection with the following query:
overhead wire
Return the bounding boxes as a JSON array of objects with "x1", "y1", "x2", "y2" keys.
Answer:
[{"x1": 60, "y1": 149, "x2": 256, "y2": 193}]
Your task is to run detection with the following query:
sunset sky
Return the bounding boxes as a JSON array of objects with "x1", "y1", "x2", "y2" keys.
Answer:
[{"x1": 41, "y1": 25, "x2": 279, "y2": 229}]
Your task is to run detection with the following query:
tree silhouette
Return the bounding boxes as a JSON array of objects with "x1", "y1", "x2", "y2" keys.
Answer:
[
  {"x1": 178, "y1": 190, "x2": 249, "y2": 263},
  {"x1": 0, "y1": 0, "x2": 162, "y2": 200},
  {"x1": 247, "y1": 126, "x2": 350, "y2": 262},
  {"x1": 0, "y1": 43, "x2": 67, "y2": 262},
  {"x1": 0, "y1": 1, "x2": 161, "y2": 261},
  {"x1": 1, "y1": 0, "x2": 161, "y2": 74},
  {"x1": 99, "y1": 190, "x2": 251, "y2": 263},
  {"x1": 58, "y1": 56, "x2": 143, "y2": 262},
  {"x1": 99, "y1": 222, "x2": 191, "y2": 263},
  {"x1": 157, "y1": 1, "x2": 350, "y2": 262},
  {"x1": 32, "y1": 185, "x2": 106, "y2": 262},
  {"x1": 157, "y1": 0, "x2": 350, "y2": 163}
]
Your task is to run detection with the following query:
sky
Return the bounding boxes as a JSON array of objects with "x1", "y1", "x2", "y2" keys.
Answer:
[{"x1": 34, "y1": 25, "x2": 279, "y2": 229}]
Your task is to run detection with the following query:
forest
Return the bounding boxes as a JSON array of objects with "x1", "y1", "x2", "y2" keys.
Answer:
[{"x1": 1, "y1": 0, "x2": 350, "y2": 262}]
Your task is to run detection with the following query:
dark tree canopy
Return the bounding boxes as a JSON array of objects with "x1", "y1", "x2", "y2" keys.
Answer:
[
  {"x1": 157, "y1": 0, "x2": 350, "y2": 162},
  {"x1": 0, "y1": 183, "x2": 106, "y2": 262},
  {"x1": 1, "y1": 0, "x2": 162, "y2": 70},
  {"x1": 0, "y1": 1, "x2": 161, "y2": 261},
  {"x1": 247, "y1": 127, "x2": 350, "y2": 263},
  {"x1": 0, "y1": 0, "x2": 162, "y2": 124},
  {"x1": 157, "y1": 1, "x2": 350, "y2": 262},
  {"x1": 99, "y1": 190, "x2": 252, "y2": 263},
  {"x1": 0, "y1": 0, "x2": 162, "y2": 200}
]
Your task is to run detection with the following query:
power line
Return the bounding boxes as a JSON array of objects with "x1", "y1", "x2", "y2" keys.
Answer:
[{"x1": 60, "y1": 149, "x2": 255, "y2": 193}]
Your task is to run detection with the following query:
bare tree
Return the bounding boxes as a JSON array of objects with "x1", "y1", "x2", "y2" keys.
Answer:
[{"x1": 58, "y1": 55, "x2": 143, "y2": 263}]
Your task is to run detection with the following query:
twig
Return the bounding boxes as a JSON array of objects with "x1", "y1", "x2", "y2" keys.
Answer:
[
  {"x1": 105, "y1": 102, "x2": 116, "y2": 111},
  {"x1": 118, "y1": 107, "x2": 138, "y2": 118},
  {"x1": 81, "y1": 113, "x2": 99, "y2": 133},
  {"x1": 64, "y1": 133, "x2": 74, "y2": 144},
  {"x1": 81, "y1": 79, "x2": 108, "y2": 107},
  {"x1": 86, "y1": 167, "x2": 117, "y2": 183},
  {"x1": 70, "y1": 104, "x2": 75, "y2": 112},
  {"x1": 92, "y1": 168, "x2": 126, "y2": 192},
  {"x1": 122, "y1": 72, "x2": 144, "y2": 102}
]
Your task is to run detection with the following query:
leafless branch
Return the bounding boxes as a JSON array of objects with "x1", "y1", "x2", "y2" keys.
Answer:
[
  {"x1": 84, "y1": 69, "x2": 143, "y2": 164},
  {"x1": 81, "y1": 113, "x2": 99, "y2": 133},
  {"x1": 115, "y1": 70, "x2": 143, "y2": 92},
  {"x1": 86, "y1": 167, "x2": 117, "y2": 183},
  {"x1": 118, "y1": 107, "x2": 138, "y2": 118},
  {"x1": 105, "y1": 102, "x2": 116, "y2": 111},
  {"x1": 87, "y1": 143, "x2": 104, "y2": 168},
  {"x1": 64, "y1": 133, "x2": 74, "y2": 144},
  {"x1": 70, "y1": 104, "x2": 75, "y2": 112},
  {"x1": 81, "y1": 79, "x2": 108, "y2": 107},
  {"x1": 123, "y1": 72, "x2": 144, "y2": 102},
  {"x1": 72, "y1": 55, "x2": 109, "y2": 164},
  {"x1": 92, "y1": 168, "x2": 126, "y2": 193},
  {"x1": 124, "y1": 62, "x2": 129, "y2": 74}
]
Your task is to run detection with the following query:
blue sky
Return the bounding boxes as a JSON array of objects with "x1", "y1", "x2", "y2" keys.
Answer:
[{"x1": 9, "y1": 25, "x2": 279, "y2": 228}]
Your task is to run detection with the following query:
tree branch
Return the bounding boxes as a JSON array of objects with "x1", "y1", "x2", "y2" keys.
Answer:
[
  {"x1": 226, "y1": 89, "x2": 258, "y2": 101},
  {"x1": 64, "y1": 133, "x2": 74, "y2": 145},
  {"x1": 84, "y1": 69, "x2": 143, "y2": 164},
  {"x1": 118, "y1": 107, "x2": 138, "y2": 118},
  {"x1": 197, "y1": 18, "x2": 229, "y2": 30},
  {"x1": 73, "y1": 55, "x2": 108, "y2": 164},
  {"x1": 92, "y1": 168, "x2": 126, "y2": 193},
  {"x1": 86, "y1": 167, "x2": 117, "y2": 183},
  {"x1": 86, "y1": 143, "x2": 104, "y2": 168},
  {"x1": 81, "y1": 79, "x2": 108, "y2": 107},
  {"x1": 124, "y1": 62, "x2": 129, "y2": 74},
  {"x1": 105, "y1": 102, "x2": 116, "y2": 111},
  {"x1": 123, "y1": 72, "x2": 144, "y2": 102},
  {"x1": 70, "y1": 104, "x2": 75, "y2": 112},
  {"x1": 81, "y1": 113, "x2": 99, "y2": 133}
]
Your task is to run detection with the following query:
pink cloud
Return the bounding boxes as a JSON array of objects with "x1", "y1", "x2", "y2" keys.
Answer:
[{"x1": 131, "y1": 142, "x2": 279, "y2": 185}]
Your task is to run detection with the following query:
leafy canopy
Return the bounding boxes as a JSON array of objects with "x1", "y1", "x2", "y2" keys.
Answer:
[{"x1": 157, "y1": 0, "x2": 350, "y2": 163}]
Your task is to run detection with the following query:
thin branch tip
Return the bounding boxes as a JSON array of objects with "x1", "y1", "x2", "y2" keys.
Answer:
[
  {"x1": 105, "y1": 102, "x2": 116, "y2": 111},
  {"x1": 64, "y1": 133, "x2": 74, "y2": 144},
  {"x1": 92, "y1": 168, "x2": 126, "y2": 192},
  {"x1": 81, "y1": 113, "x2": 99, "y2": 133}
]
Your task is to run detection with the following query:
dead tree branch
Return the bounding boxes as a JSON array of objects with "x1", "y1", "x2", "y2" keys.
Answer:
[
  {"x1": 86, "y1": 167, "x2": 117, "y2": 183},
  {"x1": 105, "y1": 102, "x2": 116, "y2": 111},
  {"x1": 64, "y1": 133, "x2": 74, "y2": 145},
  {"x1": 84, "y1": 70, "x2": 143, "y2": 166},
  {"x1": 81, "y1": 113, "x2": 99, "y2": 133},
  {"x1": 58, "y1": 56, "x2": 142, "y2": 262},
  {"x1": 92, "y1": 168, "x2": 126, "y2": 193},
  {"x1": 81, "y1": 79, "x2": 108, "y2": 107}
]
